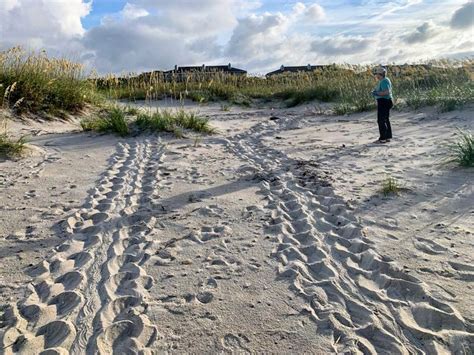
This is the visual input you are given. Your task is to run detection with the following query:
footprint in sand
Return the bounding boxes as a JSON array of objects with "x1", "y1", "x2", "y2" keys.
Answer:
[
  {"x1": 188, "y1": 225, "x2": 233, "y2": 243},
  {"x1": 221, "y1": 333, "x2": 251, "y2": 353},
  {"x1": 414, "y1": 237, "x2": 448, "y2": 255}
]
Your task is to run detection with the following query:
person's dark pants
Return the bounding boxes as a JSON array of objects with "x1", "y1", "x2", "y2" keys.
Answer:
[{"x1": 377, "y1": 98, "x2": 393, "y2": 140}]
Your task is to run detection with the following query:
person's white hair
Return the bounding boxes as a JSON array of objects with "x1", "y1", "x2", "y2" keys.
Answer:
[{"x1": 374, "y1": 67, "x2": 387, "y2": 76}]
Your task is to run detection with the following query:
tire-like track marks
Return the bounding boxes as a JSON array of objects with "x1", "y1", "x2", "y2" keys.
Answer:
[
  {"x1": 225, "y1": 118, "x2": 474, "y2": 354},
  {"x1": 1, "y1": 139, "x2": 165, "y2": 354}
]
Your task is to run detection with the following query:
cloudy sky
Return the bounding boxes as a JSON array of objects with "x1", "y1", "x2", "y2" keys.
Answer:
[{"x1": 0, "y1": 0, "x2": 473, "y2": 74}]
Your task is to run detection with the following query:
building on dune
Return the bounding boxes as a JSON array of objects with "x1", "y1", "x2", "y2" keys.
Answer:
[
  {"x1": 387, "y1": 64, "x2": 433, "y2": 77},
  {"x1": 165, "y1": 64, "x2": 247, "y2": 81},
  {"x1": 265, "y1": 64, "x2": 330, "y2": 77}
]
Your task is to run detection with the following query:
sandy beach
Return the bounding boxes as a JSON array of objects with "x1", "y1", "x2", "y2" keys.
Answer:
[{"x1": 1, "y1": 103, "x2": 473, "y2": 354}]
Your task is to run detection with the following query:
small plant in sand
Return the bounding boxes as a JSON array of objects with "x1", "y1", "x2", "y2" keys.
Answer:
[
  {"x1": 381, "y1": 176, "x2": 401, "y2": 196},
  {"x1": 125, "y1": 106, "x2": 140, "y2": 115},
  {"x1": 0, "y1": 133, "x2": 27, "y2": 158},
  {"x1": 446, "y1": 129, "x2": 474, "y2": 167},
  {"x1": 220, "y1": 103, "x2": 231, "y2": 111},
  {"x1": 193, "y1": 136, "x2": 202, "y2": 147},
  {"x1": 81, "y1": 107, "x2": 129, "y2": 137},
  {"x1": 0, "y1": 116, "x2": 27, "y2": 158}
]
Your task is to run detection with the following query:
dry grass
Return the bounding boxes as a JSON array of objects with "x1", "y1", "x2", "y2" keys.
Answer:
[
  {"x1": 1, "y1": 47, "x2": 472, "y2": 117},
  {"x1": 95, "y1": 60, "x2": 473, "y2": 113},
  {"x1": 0, "y1": 47, "x2": 101, "y2": 114}
]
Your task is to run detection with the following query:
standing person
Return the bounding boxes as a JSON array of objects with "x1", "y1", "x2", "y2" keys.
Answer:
[{"x1": 372, "y1": 67, "x2": 393, "y2": 143}]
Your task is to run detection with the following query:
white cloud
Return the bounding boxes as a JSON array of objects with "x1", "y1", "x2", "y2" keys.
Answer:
[
  {"x1": 226, "y1": 12, "x2": 290, "y2": 59},
  {"x1": 0, "y1": 0, "x2": 20, "y2": 12},
  {"x1": 0, "y1": 0, "x2": 91, "y2": 50},
  {"x1": 450, "y1": 1, "x2": 474, "y2": 29},
  {"x1": 402, "y1": 21, "x2": 440, "y2": 44},
  {"x1": 121, "y1": 3, "x2": 149, "y2": 20},
  {"x1": 0, "y1": 0, "x2": 472, "y2": 74},
  {"x1": 305, "y1": 4, "x2": 326, "y2": 21},
  {"x1": 293, "y1": 2, "x2": 326, "y2": 22},
  {"x1": 312, "y1": 35, "x2": 371, "y2": 55}
]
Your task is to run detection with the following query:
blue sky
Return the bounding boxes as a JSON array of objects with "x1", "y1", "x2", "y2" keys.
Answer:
[
  {"x1": 82, "y1": 0, "x2": 127, "y2": 29},
  {"x1": 1, "y1": 0, "x2": 472, "y2": 74}
]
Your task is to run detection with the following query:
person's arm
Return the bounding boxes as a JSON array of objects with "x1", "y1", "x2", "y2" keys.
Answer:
[
  {"x1": 376, "y1": 89, "x2": 390, "y2": 96},
  {"x1": 375, "y1": 79, "x2": 390, "y2": 96}
]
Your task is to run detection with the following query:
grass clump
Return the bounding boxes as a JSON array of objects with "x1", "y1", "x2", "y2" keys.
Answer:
[
  {"x1": 0, "y1": 133, "x2": 27, "y2": 158},
  {"x1": 81, "y1": 107, "x2": 129, "y2": 137},
  {"x1": 136, "y1": 110, "x2": 215, "y2": 136},
  {"x1": 1, "y1": 47, "x2": 101, "y2": 114},
  {"x1": 447, "y1": 129, "x2": 474, "y2": 167},
  {"x1": 381, "y1": 176, "x2": 401, "y2": 196}
]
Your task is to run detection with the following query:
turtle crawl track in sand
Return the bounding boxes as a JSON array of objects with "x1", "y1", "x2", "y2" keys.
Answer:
[
  {"x1": 1, "y1": 117, "x2": 473, "y2": 354},
  {"x1": 224, "y1": 117, "x2": 474, "y2": 354},
  {"x1": 1, "y1": 140, "x2": 163, "y2": 354}
]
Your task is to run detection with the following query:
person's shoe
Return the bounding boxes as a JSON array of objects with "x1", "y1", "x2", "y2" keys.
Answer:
[
  {"x1": 386, "y1": 139, "x2": 391, "y2": 142},
  {"x1": 376, "y1": 139, "x2": 388, "y2": 144}
]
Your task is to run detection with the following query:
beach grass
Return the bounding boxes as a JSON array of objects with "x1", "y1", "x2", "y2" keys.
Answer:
[
  {"x1": 1, "y1": 47, "x2": 472, "y2": 118},
  {"x1": 81, "y1": 107, "x2": 129, "y2": 137},
  {"x1": 96, "y1": 61, "x2": 473, "y2": 113},
  {"x1": 136, "y1": 109, "x2": 215, "y2": 136},
  {"x1": 0, "y1": 47, "x2": 101, "y2": 114},
  {"x1": 0, "y1": 133, "x2": 27, "y2": 158},
  {"x1": 447, "y1": 129, "x2": 474, "y2": 167}
]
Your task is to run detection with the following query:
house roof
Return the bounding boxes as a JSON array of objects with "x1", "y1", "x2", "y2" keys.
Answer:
[
  {"x1": 166, "y1": 64, "x2": 247, "y2": 74},
  {"x1": 266, "y1": 64, "x2": 328, "y2": 76}
]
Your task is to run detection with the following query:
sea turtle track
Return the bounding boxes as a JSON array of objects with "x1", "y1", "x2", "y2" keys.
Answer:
[
  {"x1": 1, "y1": 139, "x2": 165, "y2": 354},
  {"x1": 225, "y1": 118, "x2": 474, "y2": 354}
]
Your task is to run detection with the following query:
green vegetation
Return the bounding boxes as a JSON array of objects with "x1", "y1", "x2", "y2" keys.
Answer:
[
  {"x1": 1, "y1": 47, "x2": 472, "y2": 118},
  {"x1": 381, "y1": 176, "x2": 401, "y2": 196},
  {"x1": 0, "y1": 133, "x2": 27, "y2": 158},
  {"x1": 81, "y1": 106, "x2": 215, "y2": 138},
  {"x1": 136, "y1": 109, "x2": 215, "y2": 136},
  {"x1": 447, "y1": 129, "x2": 474, "y2": 167},
  {"x1": 0, "y1": 47, "x2": 100, "y2": 114},
  {"x1": 81, "y1": 107, "x2": 129, "y2": 137},
  {"x1": 95, "y1": 61, "x2": 473, "y2": 113}
]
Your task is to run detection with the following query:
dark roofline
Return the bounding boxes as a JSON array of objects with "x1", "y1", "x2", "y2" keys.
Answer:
[
  {"x1": 167, "y1": 63, "x2": 247, "y2": 74},
  {"x1": 266, "y1": 64, "x2": 330, "y2": 76}
]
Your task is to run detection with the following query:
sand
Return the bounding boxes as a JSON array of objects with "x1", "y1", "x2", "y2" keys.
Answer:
[{"x1": 0, "y1": 103, "x2": 473, "y2": 354}]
